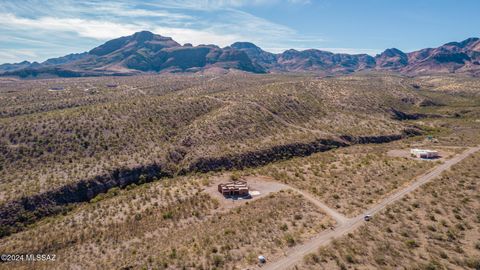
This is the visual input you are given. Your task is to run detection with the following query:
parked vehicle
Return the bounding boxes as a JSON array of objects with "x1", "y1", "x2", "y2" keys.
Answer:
[{"x1": 258, "y1": 255, "x2": 266, "y2": 264}]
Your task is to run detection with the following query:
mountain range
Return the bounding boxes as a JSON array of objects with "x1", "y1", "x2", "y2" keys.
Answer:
[{"x1": 1, "y1": 31, "x2": 480, "y2": 78}]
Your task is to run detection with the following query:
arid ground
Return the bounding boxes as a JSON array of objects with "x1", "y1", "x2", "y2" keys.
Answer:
[{"x1": 0, "y1": 73, "x2": 479, "y2": 269}]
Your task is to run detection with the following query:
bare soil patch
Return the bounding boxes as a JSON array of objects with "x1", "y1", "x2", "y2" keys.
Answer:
[{"x1": 203, "y1": 174, "x2": 286, "y2": 211}]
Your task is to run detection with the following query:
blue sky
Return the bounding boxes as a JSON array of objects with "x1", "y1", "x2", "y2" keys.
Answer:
[{"x1": 0, "y1": 0, "x2": 479, "y2": 63}]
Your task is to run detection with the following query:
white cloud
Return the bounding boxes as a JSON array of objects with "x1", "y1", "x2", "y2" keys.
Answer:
[
  {"x1": 318, "y1": 48, "x2": 382, "y2": 55},
  {"x1": 0, "y1": 13, "x2": 144, "y2": 40},
  {"x1": 0, "y1": 0, "x2": 321, "y2": 63},
  {"x1": 83, "y1": 2, "x2": 194, "y2": 22},
  {"x1": 153, "y1": 27, "x2": 241, "y2": 46},
  {"x1": 0, "y1": 6, "x2": 299, "y2": 46},
  {"x1": 0, "y1": 49, "x2": 38, "y2": 63},
  {"x1": 263, "y1": 47, "x2": 381, "y2": 55},
  {"x1": 144, "y1": 0, "x2": 310, "y2": 10},
  {"x1": 287, "y1": 0, "x2": 311, "y2": 4},
  {"x1": 0, "y1": 13, "x2": 242, "y2": 47}
]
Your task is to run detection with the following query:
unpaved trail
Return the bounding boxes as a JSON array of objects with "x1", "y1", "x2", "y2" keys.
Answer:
[
  {"x1": 251, "y1": 176, "x2": 348, "y2": 225},
  {"x1": 261, "y1": 146, "x2": 480, "y2": 270},
  {"x1": 287, "y1": 186, "x2": 349, "y2": 225},
  {"x1": 203, "y1": 95, "x2": 328, "y2": 137}
]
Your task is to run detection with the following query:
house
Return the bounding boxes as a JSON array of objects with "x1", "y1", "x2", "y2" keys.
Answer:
[
  {"x1": 218, "y1": 180, "x2": 249, "y2": 196},
  {"x1": 410, "y1": 148, "x2": 439, "y2": 159}
]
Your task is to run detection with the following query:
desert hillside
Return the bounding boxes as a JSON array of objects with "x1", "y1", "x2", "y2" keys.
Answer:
[{"x1": 0, "y1": 73, "x2": 479, "y2": 270}]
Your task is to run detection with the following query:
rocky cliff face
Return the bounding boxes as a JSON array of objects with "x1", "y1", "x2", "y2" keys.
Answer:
[
  {"x1": 2, "y1": 32, "x2": 480, "y2": 77},
  {"x1": 274, "y1": 49, "x2": 376, "y2": 74},
  {"x1": 0, "y1": 31, "x2": 265, "y2": 76},
  {"x1": 375, "y1": 48, "x2": 409, "y2": 70},
  {"x1": 0, "y1": 129, "x2": 420, "y2": 238},
  {"x1": 231, "y1": 42, "x2": 278, "y2": 69},
  {"x1": 374, "y1": 38, "x2": 480, "y2": 75}
]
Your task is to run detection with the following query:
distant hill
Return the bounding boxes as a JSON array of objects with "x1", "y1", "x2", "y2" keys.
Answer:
[
  {"x1": 401, "y1": 38, "x2": 480, "y2": 75},
  {"x1": 1, "y1": 31, "x2": 480, "y2": 77}
]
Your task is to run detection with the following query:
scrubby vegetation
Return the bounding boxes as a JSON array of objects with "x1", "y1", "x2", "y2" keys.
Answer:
[
  {"x1": 0, "y1": 74, "x2": 426, "y2": 203},
  {"x1": 0, "y1": 176, "x2": 333, "y2": 269},
  {"x1": 297, "y1": 151, "x2": 480, "y2": 270},
  {"x1": 255, "y1": 143, "x2": 435, "y2": 216},
  {"x1": 1, "y1": 73, "x2": 479, "y2": 270}
]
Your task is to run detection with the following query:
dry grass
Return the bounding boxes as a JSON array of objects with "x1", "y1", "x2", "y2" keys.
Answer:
[
  {"x1": 254, "y1": 143, "x2": 435, "y2": 217},
  {"x1": 297, "y1": 151, "x2": 480, "y2": 270},
  {"x1": 1, "y1": 73, "x2": 480, "y2": 270},
  {"x1": 0, "y1": 175, "x2": 334, "y2": 270},
  {"x1": 415, "y1": 75, "x2": 480, "y2": 97},
  {"x1": 0, "y1": 74, "x2": 427, "y2": 203}
]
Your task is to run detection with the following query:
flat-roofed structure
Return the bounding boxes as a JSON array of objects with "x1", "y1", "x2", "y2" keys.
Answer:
[
  {"x1": 48, "y1": 86, "x2": 65, "y2": 91},
  {"x1": 218, "y1": 180, "x2": 249, "y2": 196},
  {"x1": 410, "y1": 148, "x2": 439, "y2": 159}
]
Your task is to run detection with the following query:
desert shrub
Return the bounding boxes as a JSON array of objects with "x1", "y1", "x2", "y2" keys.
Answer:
[
  {"x1": 423, "y1": 260, "x2": 442, "y2": 270},
  {"x1": 303, "y1": 253, "x2": 320, "y2": 265},
  {"x1": 212, "y1": 255, "x2": 224, "y2": 267},
  {"x1": 284, "y1": 234, "x2": 296, "y2": 247},
  {"x1": 464, "y1": 258, "x2": 479, "y2": 269},
  {"x1": 345, "y1": 254, "x2": 355, "y2": 263},
  {"x1": 405, "y1": 239, "x2": 419, "y2": 248},
  {"x1": 162, "y1": 211, "x2": 173, "y2": 219}
]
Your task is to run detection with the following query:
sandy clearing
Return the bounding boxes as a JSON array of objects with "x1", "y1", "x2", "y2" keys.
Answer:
[{"x1": 202, "y1": 175, "x2": 286, "y2": 211}]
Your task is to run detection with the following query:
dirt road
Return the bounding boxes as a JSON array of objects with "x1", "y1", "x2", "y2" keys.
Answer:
[
  {"x1": 285, "y1": 186, "x2": 349, "y2": 225},
  {"x1": 262, "y1": 146, "x2": 480, "y2": 270},
  {"x1": 250, "y1": 176, "x2": 349, "y2": 225}
]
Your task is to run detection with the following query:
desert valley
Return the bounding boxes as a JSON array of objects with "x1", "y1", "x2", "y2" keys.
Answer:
[{"x1": 1, "y1": 2, "x2": 480, "y2": 269}]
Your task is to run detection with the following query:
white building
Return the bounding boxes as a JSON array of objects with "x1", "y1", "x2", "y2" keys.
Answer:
[{"x1": 410, "y1": 149, "x2": 439, "y2": 159}]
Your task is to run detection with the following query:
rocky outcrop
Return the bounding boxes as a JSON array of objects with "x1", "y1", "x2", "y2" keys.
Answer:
[
  {"x1": 275, "y1": 49, "x2": 376, "y2": 73},
  {"x1": 1, "y1": 31, "x2": 265, "y2": 77},
  {"x1": 0, "y1": 129, "x2": 422, "y2": 238},
  {"x1": 390, "y1": 108, "x2": 424, "y2": 120},
  {"x1": 375, "y1": 48, "x2": 409, "y2": 69},
  {"x1": 187, "y1": 138, "x2": 348, "y2": 173},
  {"x1": 390, "y1": 108, "x2": 446, "y2": 120},
  {"x1": 231, "y1": 42, "x2": 278, "y2": 69},
  {"x1": 3, "y1": 32, "x2": 479, "y2": 77},
  {"x1": 0, "y1": 163, "x2": 170, "y2": 238}
]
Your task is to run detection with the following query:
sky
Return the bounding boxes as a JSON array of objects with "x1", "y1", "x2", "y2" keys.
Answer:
[{"x1": 0, "y1": 0, "x2": 479, "y2": 64}]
